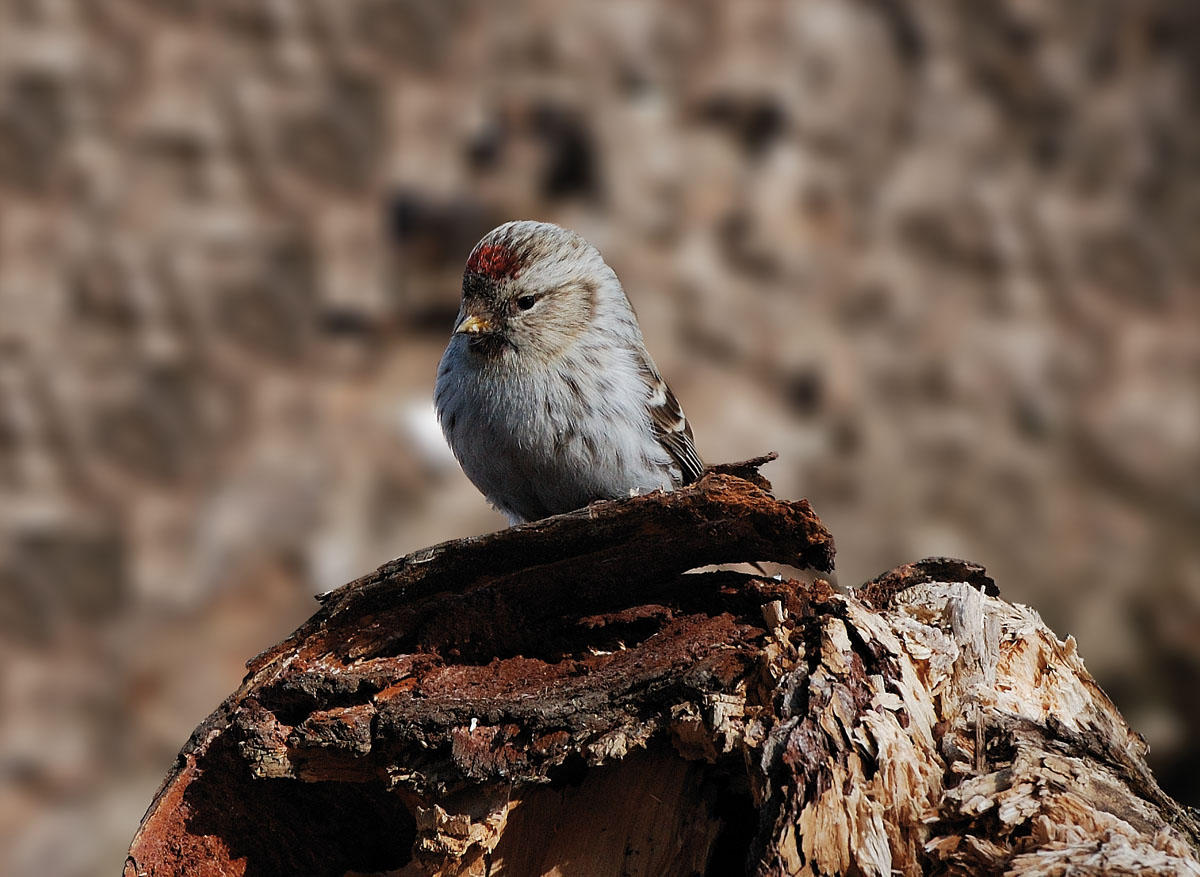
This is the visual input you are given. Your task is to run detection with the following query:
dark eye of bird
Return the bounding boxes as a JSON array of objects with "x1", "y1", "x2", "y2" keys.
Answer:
[{"x1": 516, "y1": 295, "x2": 537, "y2": 310}]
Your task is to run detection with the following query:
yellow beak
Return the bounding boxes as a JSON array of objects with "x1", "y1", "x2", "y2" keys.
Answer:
[{"x1": 455, "y1": 314, "x2": 493, "y2": 335}]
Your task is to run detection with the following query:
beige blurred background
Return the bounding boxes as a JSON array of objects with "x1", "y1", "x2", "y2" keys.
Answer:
[{"x1": 0, "y1": 1, "x2": 1197, "y2": 874}]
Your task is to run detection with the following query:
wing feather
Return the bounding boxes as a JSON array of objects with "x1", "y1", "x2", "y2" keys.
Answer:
[{"x1": 636, "y1": 350, "x2": 704, "y2": 484}]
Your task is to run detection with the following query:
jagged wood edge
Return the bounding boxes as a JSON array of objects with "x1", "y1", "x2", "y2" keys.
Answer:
[
  {"x1": 250, "y1": 458, "x2": 831, "y2": 674},
  {"x1": 129, "y1": 461, "x2": 832, "y2": 852}
]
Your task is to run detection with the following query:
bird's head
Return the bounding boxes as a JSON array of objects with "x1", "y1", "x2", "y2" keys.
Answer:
[{"x1": 452, "y1": 221, "x2": 624, "y2": 362}]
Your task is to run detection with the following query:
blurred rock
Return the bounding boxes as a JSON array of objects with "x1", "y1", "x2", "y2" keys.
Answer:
[{"x1": 0, "y1": 0, "x2": 1197, "y2": 874}]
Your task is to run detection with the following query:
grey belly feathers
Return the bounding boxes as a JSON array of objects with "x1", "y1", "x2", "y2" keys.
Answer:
[{"x1": 435, "y1": 339, "x2": 682, "y2": 524}]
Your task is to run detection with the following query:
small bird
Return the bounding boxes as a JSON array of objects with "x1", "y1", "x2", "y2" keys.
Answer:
[{"x1": 435, "y1": 221, "x2": 703, "y2": 524}]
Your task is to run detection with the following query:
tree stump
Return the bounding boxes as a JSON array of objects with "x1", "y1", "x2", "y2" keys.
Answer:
[{"x1": 125, "y1": 460, "x2": 1200, "y2": 876}]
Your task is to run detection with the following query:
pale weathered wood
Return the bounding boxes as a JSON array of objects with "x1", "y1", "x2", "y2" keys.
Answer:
[{"x1": 125, "y1": 464, "x2": 1200, "y2": 876}]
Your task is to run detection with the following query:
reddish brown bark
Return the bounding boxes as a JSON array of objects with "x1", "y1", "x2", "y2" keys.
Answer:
[{"x1": 125, "y1": 463, "x2": 1200, "y2": 876}]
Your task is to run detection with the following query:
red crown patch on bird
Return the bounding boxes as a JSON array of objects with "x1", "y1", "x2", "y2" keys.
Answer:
[{"x1": 466, "y1": 243, "x2": 523, "y2": 279}]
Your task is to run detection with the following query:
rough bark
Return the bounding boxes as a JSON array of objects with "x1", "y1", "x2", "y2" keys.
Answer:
[{"x1": 125, "y1": 462, "x2": 1200, "y2": 876}]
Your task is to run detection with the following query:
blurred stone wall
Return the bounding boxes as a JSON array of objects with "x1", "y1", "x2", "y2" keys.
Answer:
[{"x1": 0, "y1": 1, "x2": 1197, "y2": 874}]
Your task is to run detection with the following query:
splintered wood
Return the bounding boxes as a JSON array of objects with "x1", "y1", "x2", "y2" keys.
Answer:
[{"x1": 126, "y1": 463, "x2": 1200, "y2": 876}]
